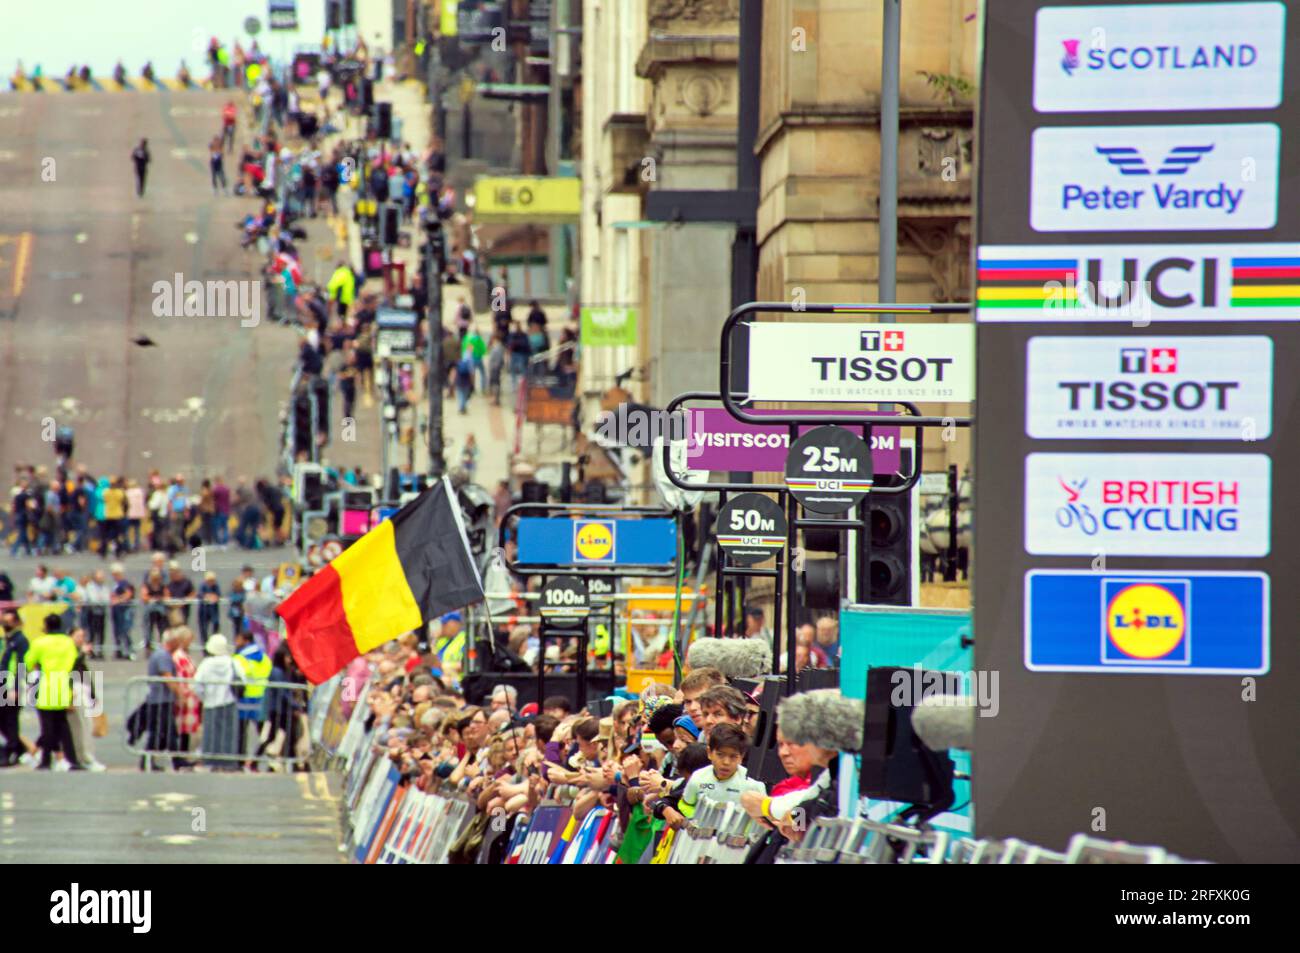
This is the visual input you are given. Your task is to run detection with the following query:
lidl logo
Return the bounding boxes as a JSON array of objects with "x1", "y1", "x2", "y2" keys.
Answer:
[
  {"x1": 1103, "y1": 580, "x2": 1189, "y2": 664},
  {"x1": 573, "y1": 520, "x2": 615, "y2": 563}
]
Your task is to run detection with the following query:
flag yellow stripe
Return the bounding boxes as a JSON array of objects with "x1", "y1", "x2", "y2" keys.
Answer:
[{"x1": 334, "y1": 520, "x2": 422, "y2": 652}]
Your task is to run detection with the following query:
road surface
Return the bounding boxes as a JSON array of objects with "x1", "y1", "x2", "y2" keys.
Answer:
[{"x1": 0, "y1": 89, "x2": 302, "y2": 482}]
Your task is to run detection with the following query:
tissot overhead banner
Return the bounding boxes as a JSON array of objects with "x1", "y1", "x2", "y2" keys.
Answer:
[{"x1": 746, "y1": 323, "x2": 975, "y2": 403}]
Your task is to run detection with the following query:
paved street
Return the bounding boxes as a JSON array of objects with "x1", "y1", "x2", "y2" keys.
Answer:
[
  {"x1": 0, "y1": 772, "x2": 342, "y2": 864},
  {"x1": 0, "y1": 90, "x2": 313, "y2": 481}
]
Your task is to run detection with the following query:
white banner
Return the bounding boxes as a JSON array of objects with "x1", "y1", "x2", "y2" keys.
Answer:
[
  {"x1": 1024, "y1": 453, "x2": 1271, "y2": 557},
  {"x1": 1031, "y1": 124, "x2": 1279, "y2": 233},
  {"x1": 746, "y1": 323, "x2": 975, "y2": 403},
  {"x1": 1026, "y1": 335, "x2": 1273, "y2": 440},
  {"x1": 1033, "y1": 3, "x2": 1286, "y2": 113}
]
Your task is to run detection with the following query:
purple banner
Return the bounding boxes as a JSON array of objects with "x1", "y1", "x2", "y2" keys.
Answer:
[{"x1": 685, "y1": 408, "x2": 902, "y2": 474}]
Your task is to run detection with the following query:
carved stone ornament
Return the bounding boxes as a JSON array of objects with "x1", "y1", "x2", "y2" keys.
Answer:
[
  {"x1": 917, "y1": 126, "x2": 958, "y2": 177},
  {"x1": 648, "y1": 0, "x2": 741, "y2": 28},
  {"x1": 677, "y1": 72, "x2": 725, "y2": 116},
  {"x1": 900, "y1": 220, "x2": 971, "y2": 303}
]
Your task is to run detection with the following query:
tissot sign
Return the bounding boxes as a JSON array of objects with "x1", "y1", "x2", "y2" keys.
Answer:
[
  {"x1": 974, "y1": 0, "x2": 1298, "y2": 863},
  {"x1": 746, "y1": 323, "x2": 974, "y2": 403},
  {"x1": 1025, "y1": 335, "x2": 1273, "y2": 438}
]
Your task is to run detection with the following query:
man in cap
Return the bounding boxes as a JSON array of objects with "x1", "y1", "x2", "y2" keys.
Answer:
[{"x1": 432, "y1": 612, "x2": 467, "y2": 676}]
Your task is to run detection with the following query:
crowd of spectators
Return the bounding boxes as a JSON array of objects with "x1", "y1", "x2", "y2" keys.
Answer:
[
  {"x1": 7, "y1": 463, "x2": 293, "y2": 559},
  {"x1": 345, "y1": 627, "x2": 845, "y2": 863}
]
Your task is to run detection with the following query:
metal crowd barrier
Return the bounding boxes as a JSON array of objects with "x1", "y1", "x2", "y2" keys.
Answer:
[
  {"x1": 774, "y1": 819, "x2": 1197, "y2": 865},
  {"x1": 663, "y1": 799, "x2": 765, "y2": 865},
  {"x1": 124, "y1": 675, "x2": 311, "y2": 771}
]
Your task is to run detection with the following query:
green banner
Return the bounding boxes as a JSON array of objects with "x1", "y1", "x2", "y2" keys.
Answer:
[{"x1": 580, "y1": 307, "x2": 638, "y2": 347}]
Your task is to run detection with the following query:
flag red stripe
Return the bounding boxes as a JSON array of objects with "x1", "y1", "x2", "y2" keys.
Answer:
[{"x1": 276, "y1": 564, "x2": 361, "y2": 683}]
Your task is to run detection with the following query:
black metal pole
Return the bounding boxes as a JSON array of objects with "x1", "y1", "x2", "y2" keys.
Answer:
[
  {"x1": 576, "y1": 629, "x2": 588, "y2": 710},
  {"x1": 784, "y1": 490, "x2": 797, "y2": 695},
  {"x1": 425, "y1": 236, "x2": 445, "y2": 477},
  {"x1": 946, "y1": 463, "x2": 959, "y2": 583}
]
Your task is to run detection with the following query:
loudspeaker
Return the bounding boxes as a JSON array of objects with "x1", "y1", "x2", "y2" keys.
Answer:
[
  {"x1": 801, "y1": 557, "x2": 840, "y2": 609},
  {"x1": 326, "y1": 0, "x2": 341, "y2": 30},
  {"x1": 359, "y1": 77, "x2": 373, "y2": 109},
  {"x1": 380, "y1": 202, "x2": 401, "y2": 246},
  {"x1": 343, "y1": 0, "x2": 355, "y2": 26},
  {"x1": 737, "y1": 676, "x2": 787, "y2": 787},
  {"x1": 372, "y1": 101, "x2": 392, "y2": 139},
  {"x1": 520, "y1": 480, "x2": 549, "y2": 504},
  {"x1": 860, "y1": 666, "x2": 956, "y2": 818}
]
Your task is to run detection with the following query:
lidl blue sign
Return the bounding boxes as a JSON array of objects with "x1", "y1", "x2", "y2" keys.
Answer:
[
  {"x1": 1025, "y1": 570, "x2": 1269, "y2": 675},
  {"x1": 517, "y1": 517, "x2": 677, "y2": 567}
]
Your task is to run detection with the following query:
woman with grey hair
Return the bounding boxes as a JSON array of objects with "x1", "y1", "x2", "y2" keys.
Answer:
[{"x1": 191, "y1": 634, "x2": 244, "y2": 771}]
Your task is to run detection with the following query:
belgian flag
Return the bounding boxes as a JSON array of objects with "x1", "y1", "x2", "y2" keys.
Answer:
[{"x1": 277, "y1": 477, "x2": 484, "y2": 683}]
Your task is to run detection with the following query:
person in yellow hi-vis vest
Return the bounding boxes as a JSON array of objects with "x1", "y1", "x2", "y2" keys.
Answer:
[
  {"x1": 433, "y1": 612, "x2": 467, "y2": 677},
  {"x1": 232, "y1": 630, "x2": 272, "y2": 768},
  {"x1": 23, "y1": 613, "x2": 79, "y2": 770},
  {"x1": 592, "y1": 623, "x2": 611, "y2": 659}
]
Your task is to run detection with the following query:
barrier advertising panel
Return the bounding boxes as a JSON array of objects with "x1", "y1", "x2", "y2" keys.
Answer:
[{"x1": 973, "y1": 0, "x2": 1299, "y2": 863}]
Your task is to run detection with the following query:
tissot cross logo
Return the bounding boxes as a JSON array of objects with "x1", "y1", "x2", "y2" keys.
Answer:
[
  {"x1": 1095, "y1": 145, "x2": 1213, "y2": 176},
  {"x1": 1119, "y1": 347, "x2": 1177, "y2": 374},
  {"x1": 860, "y1": 330, "x2": 905, "y2": 352}
]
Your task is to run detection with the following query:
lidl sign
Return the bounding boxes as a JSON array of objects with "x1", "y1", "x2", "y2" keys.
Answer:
[
  {"x1": 1024, "y1": 570, "x2": 1268, "y2": 674},
  {"x1": 516, "y1": 517, "x2": 677, "y2": 567}
]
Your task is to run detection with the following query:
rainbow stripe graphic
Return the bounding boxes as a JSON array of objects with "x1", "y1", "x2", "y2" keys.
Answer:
[
  {"x1": 1230, "y1": 256, "x2": 1300, "y2": 307},
  {"x1": 716, "y1": 535, "x2": 785, "y2": 547},
  {"x1": 785, "y1": 479, "x2": 875, "y2": 492},
  {"x1": 976, "y1": 257, "x2": 1079, "y2": 309}
]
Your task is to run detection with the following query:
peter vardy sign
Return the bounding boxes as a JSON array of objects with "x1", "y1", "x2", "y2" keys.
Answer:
[
  {"x1": 1033, "y1": 3, "x2": 1285, "y2": 112},
  {"x1": 747, "y1": 323, "x2": 974, "y2": 403},
  {"x1": 1031, "y1": 124, "x2": 1279, "y2": 231}
]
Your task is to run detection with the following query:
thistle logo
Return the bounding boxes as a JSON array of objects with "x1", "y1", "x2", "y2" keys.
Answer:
[
  {"x1": 1061, "y1": 38, "x2": 1080, "y2": 75},
  {"x1": 860, "y1": 329, "x2": 905, "y2": 352},
  {"x1": 1095, "y1": 145, "x2": 1213, "y2": 177},
  {"x1": 1103, "y1": 580, "x2": 1189, "y2": 664}
]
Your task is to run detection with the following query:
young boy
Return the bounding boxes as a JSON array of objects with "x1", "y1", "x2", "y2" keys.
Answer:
[{"x1": 677, "y1": 723, "x2": 765, "y2": 819}]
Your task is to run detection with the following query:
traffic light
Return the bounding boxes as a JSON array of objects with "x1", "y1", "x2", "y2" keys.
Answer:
[
  {"x1": 866, "y1": 475, "x2": 912, "y2": 606},
  {"x1": 373, "y1": 101, "x2": 392, "y2": 139},
  {"x1": 311, "y1": 377, "x2": 331, "y2": 442},
  {"x1": 380, "y1": 202, "x2": 401, "y2": 246},
  {"x1": 292, "y1": 394, "x2": 313, "y2": 456}
]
